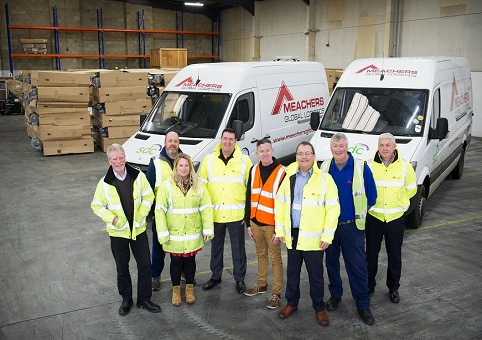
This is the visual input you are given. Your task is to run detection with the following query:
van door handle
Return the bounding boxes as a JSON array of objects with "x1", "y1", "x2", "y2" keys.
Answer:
[{"x1": 251, "y1": 138, "x2": 259, "y2": 143}]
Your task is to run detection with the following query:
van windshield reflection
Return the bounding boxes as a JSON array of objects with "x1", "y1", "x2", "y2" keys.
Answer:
[
  {"x1": 141, "y1": 91, "x2": 231, "y2": 138},
  {"x1": 320, "y1": 88, "x2": 428, "y2": 137}
]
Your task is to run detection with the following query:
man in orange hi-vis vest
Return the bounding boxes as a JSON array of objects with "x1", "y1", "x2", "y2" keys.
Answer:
[{"x1": 244, "y1": 138, "x2": 286, "y2": 310}]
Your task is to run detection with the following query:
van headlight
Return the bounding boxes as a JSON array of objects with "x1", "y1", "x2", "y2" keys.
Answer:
[{"x1": 410, "y1": 161, "x2": 417, "y2": 171}]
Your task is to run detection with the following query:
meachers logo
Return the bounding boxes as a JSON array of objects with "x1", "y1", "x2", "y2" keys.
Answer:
[
  {"x1": 271, "y1": 81, "x2": 324, "y2": 116},
  {"x1": 450, "y1": 74, "x2": 470, "y2": 112},
  {"x1": 356, "y1": 64, "x2": 418, "y2": 77},
  {"x1": 175, "y1": 76, "x2": 223, "y2": 92}
]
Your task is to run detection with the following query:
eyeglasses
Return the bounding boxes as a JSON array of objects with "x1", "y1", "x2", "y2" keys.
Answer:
[{"x1": 296, "y1": 151, "x2": 314, "y2": 157}]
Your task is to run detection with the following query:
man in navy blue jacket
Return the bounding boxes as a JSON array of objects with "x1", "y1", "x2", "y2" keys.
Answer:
[{"x1": 320, "y1": 133, "x2": 377, "y2": 325}]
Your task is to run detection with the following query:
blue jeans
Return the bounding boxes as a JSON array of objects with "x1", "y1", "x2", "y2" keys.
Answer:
[
  {"x1": 325, "y1": 222, "x2": 370, "y2": 310},
  {"x1": 150, "y1": 220, "x2": 165, "y2": 278}
]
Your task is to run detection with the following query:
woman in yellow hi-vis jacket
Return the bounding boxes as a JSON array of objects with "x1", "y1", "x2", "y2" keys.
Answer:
[{"x1": 155, "y1": 153, "x2": 214, "y2": 306}]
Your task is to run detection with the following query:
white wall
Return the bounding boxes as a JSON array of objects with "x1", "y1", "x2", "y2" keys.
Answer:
[{"x1": 472, "y1": 72, "x2": 482, "y2": 137}]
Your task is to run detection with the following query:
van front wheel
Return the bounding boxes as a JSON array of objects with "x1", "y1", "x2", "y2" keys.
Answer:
[{"x1": 405, "y1": 185, "x2": 426, "y2": 229}]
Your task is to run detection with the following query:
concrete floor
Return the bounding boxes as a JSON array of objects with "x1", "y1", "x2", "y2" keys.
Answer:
[{"x1": 0, "y1": 115, "x2": 481, "y2": 340}]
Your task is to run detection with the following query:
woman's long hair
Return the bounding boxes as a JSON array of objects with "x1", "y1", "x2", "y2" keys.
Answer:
[{"x1": 172, "y1": 153, "x2": 200, "y2": 194}]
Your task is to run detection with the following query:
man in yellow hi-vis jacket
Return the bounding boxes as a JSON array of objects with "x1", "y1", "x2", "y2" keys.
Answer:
[
  {"x1": 366, "y1": 133, "x2": 417, "y2": 304},
  {"x1": 91, "y1": 144, "x2": 160, "y2": 316},
  {"x1": 275, "y1": 141, "x2": 340, "y2": 326}
]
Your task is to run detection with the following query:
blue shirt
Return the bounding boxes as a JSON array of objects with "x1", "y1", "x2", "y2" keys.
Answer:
[
  {"x1": 291, "y1": 167, "x2": 312, "y2": 228},
  {"x1": 326, "y1": 153, "x2": 377, "y2": 222}
]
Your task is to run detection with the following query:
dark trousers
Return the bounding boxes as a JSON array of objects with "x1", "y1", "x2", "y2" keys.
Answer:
[
  {"x1": 110, "y1": 231, "x2": 151, "y2": 302},
  {"x1": 325, "y1": 222, "x2": 370, "y2": 310},
  {"x1": 170, "y1": 254, "x2": 196, "y2": 286},
  {"x1": 285, "y1": 248, "x2": 326, "y2": 312},
  {"x1": 210, "y1": 221, "x2": 246, "y2": 282},
  {"x1": 150, "y1": 220, "x2": 165, "y2": 278},
  {"x1": 366, "y1": 214, "x2": 405, "y2": 291}
]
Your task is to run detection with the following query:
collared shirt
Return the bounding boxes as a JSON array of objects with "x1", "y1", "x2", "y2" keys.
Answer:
[
  {"x1": 113, "y1": 167, "x2": 127, "y2": 181},
  {"x1": 219, "y1": 149, "x2": 234, "y2": 165},
  {"x1": 327, "y1": 153, "x2": 377, "y2": 222},
  {"x1": 379, "y1": 150, "x2": 396, "y2": 167},
  {"x1": 291, "y1": 167, "x2": 312, "y2": 228}
]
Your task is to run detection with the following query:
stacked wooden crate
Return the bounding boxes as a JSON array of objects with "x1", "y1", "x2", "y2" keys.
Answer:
[
  {"x1": 19, "y1": 39, "x2": 48, "y2": 54},
  {"x1": 91, "y1": 70, "x2": 150, "y2": 152},
  {"x1": 27, "y1": 71, "x2": 94, "y2": 156},
  {"x1": 150, "y1": 48, "x2": 187, "y2": 68}
]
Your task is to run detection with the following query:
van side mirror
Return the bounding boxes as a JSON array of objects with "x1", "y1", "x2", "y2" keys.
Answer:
[
  {"x1": 140, "y1": 114, "x2": 147, "y2": 127},
  {"x1": 430, "y1": 117, "x2": 449, "y2": 140},
  {"x1": 232, "y1": 119, "x2": 244, "y2": 141},
  {"x1": 310, "y1": 111, "x2": 321, "y2": 131}
]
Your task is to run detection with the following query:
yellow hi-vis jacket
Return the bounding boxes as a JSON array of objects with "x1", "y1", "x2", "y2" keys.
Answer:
[
  {"x1": 321, "y1": 157, "x2": 368, "y2": 230},
  {"x1": 368, "y1": 149, "x2": 417, "y2": 222},
  {"x1": 153, "y1": 157, "x2": 173, "y2": 195},
  {"x1": 199, "y1": 144, "x2": 252, "y2": 223},
  {"x1": 91, "y1": 164, "x2": 154, "y2": 240},
  {"x1": 274, "y1": 162, "x2": 340, "y2": 250},
  {"x1": 155, "y1": 178, "x2": 214, "y2": 254}
]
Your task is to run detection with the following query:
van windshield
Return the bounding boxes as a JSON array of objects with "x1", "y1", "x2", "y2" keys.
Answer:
[
  {"x1": 141, "y1": 91, "x2": 231, "y2": 138},
  {"x1": 320, "y1": 88, "x2": 428, "y2": 137}
]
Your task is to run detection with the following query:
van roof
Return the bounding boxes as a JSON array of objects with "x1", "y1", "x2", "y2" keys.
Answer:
[
  {"x1": 338, "y1": 57, "x2": 471, "y2": 89},
  {"x1": 166, "y1": 61, "x2": 326, "y2": 94}
]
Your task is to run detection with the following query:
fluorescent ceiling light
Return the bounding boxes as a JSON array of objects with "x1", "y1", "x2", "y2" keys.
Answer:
[{"x1": 185, "y1": 2, "x2": 204, "y2": 6}]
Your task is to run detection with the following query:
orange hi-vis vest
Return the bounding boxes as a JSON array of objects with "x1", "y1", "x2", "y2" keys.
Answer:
[{"x1": 250, "y1": 163, "x2": 286, "y2": 225}]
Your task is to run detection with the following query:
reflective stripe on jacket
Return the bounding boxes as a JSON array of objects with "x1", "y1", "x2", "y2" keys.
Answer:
[
  {"x1": 368, "y1": 149, "x2": 417, "y2": 222},
  {"x1": 199, "y1": 144, "x2": 252, "y2": 223},
  {"x1": 91, "y1": 164, "x2": 154, "y2": 240},
  {"x1": 153, "y1": 157, "x2": 173, "y2": 195},
  {"x1": 250, "y1": 163, "x2": 286, "y2": 225},
  {"x1": 155, "y1": 179, "x2": 214, "y2": 254},
  {"x1": 321, "y1": 157, "x2": 368, "y2": 230},
  {"x1": 274, "y1": 162, "x2": 340, "y2": 250}
]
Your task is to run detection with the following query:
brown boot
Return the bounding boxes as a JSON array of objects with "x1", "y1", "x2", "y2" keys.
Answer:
[
  {"x1": 186, "y1": 284, "x2": 195, "y2": 304},
  {"x1": 172, "y1": 286, "x2": 182, "y2": 307}
]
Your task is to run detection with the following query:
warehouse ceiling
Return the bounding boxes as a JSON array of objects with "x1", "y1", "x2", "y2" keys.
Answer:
[{"x1": 114, "y1": 0, "x2": 258, "y2": 21}]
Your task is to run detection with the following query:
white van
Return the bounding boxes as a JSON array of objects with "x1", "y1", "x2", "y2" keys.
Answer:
[
  {"x1": 309, "y1": 57, "x2": 473, "y2": 228},
  {"x1": 123, "y1": 61, "x2": 329, "y2": 171}
]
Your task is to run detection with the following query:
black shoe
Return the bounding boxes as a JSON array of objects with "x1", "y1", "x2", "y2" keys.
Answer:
[
  {"x1": 202, "y1": 278, "x2": 221, "y2": 290},
  {"x1": 368, "y1": 287, "x2": 375, "y2": 295},
  {"x1": 358, "y1": 309, "x2": 375, "y2": 325},
  {"x1": 119, "y1": 298, "x2": 133, "y2": 316},
  {"x1": 325, "y1": 297, "x2": 342, "y2": 311},
  {"x1": 136, "y1": 299, "x2": 161, "y2": 313},
  {"x1": 389, "y1": 289, "x2": 400, "y2": 303},
  {"x1": 236, "y1": 281, "x2": 246, "y2": 294}
]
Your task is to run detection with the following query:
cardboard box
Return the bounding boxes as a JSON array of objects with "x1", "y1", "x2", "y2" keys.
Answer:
[
  {"x1": 91, "y1": 86, "x2": 146, "y2": 103},
  {"x1": 31, "y1": 71, "x2": 92, "y2": 87},
  {"x1": 335, "y1": 70, "x2": 344, "y2": 79},
  {"x1": 95, "y1": 71, "x2": 148, "y2": 87},
  {"x1": 325, "y1": 69, "x2": 337, "y2": 83},
  {"x1": 96, "y1": 99, "x2": 151, "y2": 115},
  {"x1": 94, "y1": 111, "x2": 141, "y2": 128},
  {"x1": 97, "y1": 136, "x2": 129, "y2": 152},
  {"x1": 42, "y1": 136, "x2": 94, "y2": 156},
  {"x1": 150, "y1": 48, "x2": 187, "y2": 68},
  {"x1": 36, "y1": 87, "x2": 89, "y2": 103},
  {"x1": 33, "y1": 124, "x2": 91, "y2": 141},
  {"x1": 106, "y1": 125, "x2": 140, "y2": 138},
  {"x1": 19, "y1": 38, "x2": 48, "y2": 44},
  {"x1": 7, "y1": 80, "x2": 23, "y2": 98},
  {"x1": 38, "y1": 111, "x2": 91, "y2": 126},
  {"x1": 33, "y1": 101, "x2": 89, "y2": 114}
]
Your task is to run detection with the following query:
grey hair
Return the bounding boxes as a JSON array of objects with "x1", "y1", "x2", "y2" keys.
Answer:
[
  {"x1": 378, "y1": 132, "x2": 396, "y2": 145},
  {"x1": 331, "y1": 132, "x2": 348, "y2": 146},
  {"x1": 106, "y1": 143, "x2": 125, "y2": 159}
]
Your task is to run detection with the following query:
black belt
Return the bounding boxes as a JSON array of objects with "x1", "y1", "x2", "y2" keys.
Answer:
[{"x1": 338, "y1": 220, "x2": 354, "y2": 225}]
